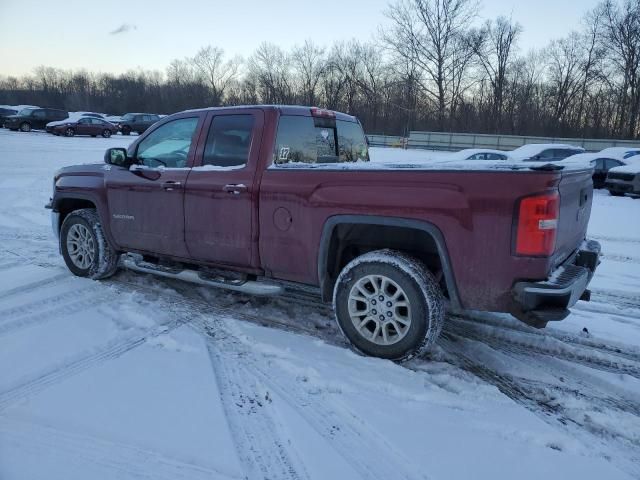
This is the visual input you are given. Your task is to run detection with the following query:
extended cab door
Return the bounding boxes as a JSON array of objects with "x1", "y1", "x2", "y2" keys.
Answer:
[
  {"x1": 105, "y1": 114, "x2": 205, "y2": 257},
  {"x1": 183, "y1": 109, "x2": 264, "y2": 269}
]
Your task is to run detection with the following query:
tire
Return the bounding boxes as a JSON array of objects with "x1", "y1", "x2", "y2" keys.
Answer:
[
  {"x1": 60, "y1": 208, "x2": 119, "y2": 280},
  {"x1": 609, "y1": 190, "x2": 624, "y2": 197},
  {"x1": 65, "y1": 127, "x2": 75, "y2": 137},
  {"x1": 121, "y1": 126, "x2": 131, "y2": 136},
  {"x1": 333, "y1": 249, "x2": 445, "y2": 361},
  {"x1": 20, "y1": 122, "x2": 31, "y2": 132},
  {"x1": 102, "y1": 129, "x2": 112, "y2": 138}
]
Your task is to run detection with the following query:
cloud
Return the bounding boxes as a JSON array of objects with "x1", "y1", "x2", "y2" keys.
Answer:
[{"x1": 109, "y1": 23, "x2": 137, "y2": 35}]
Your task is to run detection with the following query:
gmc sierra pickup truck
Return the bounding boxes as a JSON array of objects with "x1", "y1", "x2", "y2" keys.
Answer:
[{"x1": 47, "y1": 105, "x2": 601, "y2": 361}]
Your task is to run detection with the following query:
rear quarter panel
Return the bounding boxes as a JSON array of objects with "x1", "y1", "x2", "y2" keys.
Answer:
[{"x1": 258, "y1": 166, "x2": 563, "y2": 312}]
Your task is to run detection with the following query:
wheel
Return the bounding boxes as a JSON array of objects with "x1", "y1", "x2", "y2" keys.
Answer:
[
  {"x1": 333, "y1": 249, "x2": 445, "y2": 361},
  {"x1": 121, "y1": 126, "x2": 131, "y2": 136},
  {"x1": 102, "y1": 129, "x2": 112, "y2": 138},
  {"x1": 20, "y1": 122, "x2": 31, "y2": 132},
  {"x1": 65, "y1": 127, "x2": 75, "y2": 137},
  {"x1": 60, "y1": 208, "x2": 119, "y2": 279},
  {"x1": 609, "y1": 190, "x2": 624, "y2": 197}
]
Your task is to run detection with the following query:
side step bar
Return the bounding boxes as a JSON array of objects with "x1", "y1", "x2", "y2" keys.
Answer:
[{"x1": 122, "y1": 256, "x2": 284, "y2": 296}]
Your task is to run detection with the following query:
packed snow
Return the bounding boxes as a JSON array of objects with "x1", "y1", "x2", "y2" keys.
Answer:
[{"x1": 0, "y1": 133, "x2": 639, "y2": 479}]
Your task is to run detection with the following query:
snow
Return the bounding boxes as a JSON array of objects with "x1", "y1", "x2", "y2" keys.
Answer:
[{"x1": 0, "y1": 130, "x2": 639, "y2": 479}]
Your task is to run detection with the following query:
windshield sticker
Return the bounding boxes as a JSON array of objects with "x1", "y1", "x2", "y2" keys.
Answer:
[{"x1": 279, "y1": 147, "x2": 290, "y2": 162}]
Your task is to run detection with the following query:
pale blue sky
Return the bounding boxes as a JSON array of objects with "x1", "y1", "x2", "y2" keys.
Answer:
[{"x1": 0, "y1": 0, "x2": 601, "y2": 76}]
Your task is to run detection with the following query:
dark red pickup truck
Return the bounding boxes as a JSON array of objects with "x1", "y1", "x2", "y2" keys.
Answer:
[{"x1": 47, "y1": 105, "x2": 600, "y2": 360}]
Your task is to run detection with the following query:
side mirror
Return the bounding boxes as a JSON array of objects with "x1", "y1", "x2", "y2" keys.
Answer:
[{"x1": 104, "y1": 147, "x2": 131, "y2": 167}]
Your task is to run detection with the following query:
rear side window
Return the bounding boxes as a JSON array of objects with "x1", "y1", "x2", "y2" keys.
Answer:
[
  {"x1": 273, "y1": 115, "x2": 369, "y2": 166},
  {"x1": 203, "y1": 115, "x2": 255, "y2": 168}
]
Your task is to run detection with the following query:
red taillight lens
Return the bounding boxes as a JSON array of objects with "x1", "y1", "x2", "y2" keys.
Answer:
[{"x1": 515, "y1": 192, "x2": 559, "y2": 256}]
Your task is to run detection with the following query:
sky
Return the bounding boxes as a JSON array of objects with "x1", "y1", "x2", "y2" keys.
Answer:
[{"x1": 0, "y1": 0, "x2": 603, "y2": 77}]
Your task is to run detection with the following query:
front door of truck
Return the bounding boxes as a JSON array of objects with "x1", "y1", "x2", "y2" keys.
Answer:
[
  {"x1": 105, "y1": 114, "x2": 204, "y2": 257},
  {"x1": 184, "y1": 109, "x2": 263, "y2": 269}
]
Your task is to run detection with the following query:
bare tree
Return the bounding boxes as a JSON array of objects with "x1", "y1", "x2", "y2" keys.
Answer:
[
  {"x1": 600, "y1": 0, "x2": 640, "y2": 137},
  {"x1": 192, "y1": 46, "x2": 241, "y2": 105},
  {"x1": 471, "y1": 17, "x2": 522, "y2": 131},
  {"x1": 291, "y1": 40, "x2": 326, "y2": 106},
  {"x1": 382, "y1": 0, "x2": 479, "y2": 129}
]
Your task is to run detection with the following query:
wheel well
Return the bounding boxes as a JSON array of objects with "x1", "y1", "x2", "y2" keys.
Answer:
[
  {"x1": 56, "y1": 198, "x2": 96, "y2": 229},
  {"x1": 321, "y1": 223, "x2": 450, "y2": 301}
]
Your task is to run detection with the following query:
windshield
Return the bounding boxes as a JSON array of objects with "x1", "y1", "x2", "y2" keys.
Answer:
[{"x1": 18, "y1": 108, "x2": 34, "y2": 116}]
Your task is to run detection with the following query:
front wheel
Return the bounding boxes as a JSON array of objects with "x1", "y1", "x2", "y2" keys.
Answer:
[
  {"x1": 102, "y1": 129, "x2": 112, "y2": 138},
  {"x1": 60, "y1": 209, "x2": 119, "y2": 279},
  {"x1": 65, "y1": 127, "x2": 75, "y2": 137},
  {"x1": 333, "y1": 249, "x2": 445, "y2": 361}
]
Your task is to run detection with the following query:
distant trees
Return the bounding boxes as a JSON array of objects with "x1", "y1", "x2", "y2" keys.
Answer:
[{"x1": 0, "y1": 0, "x2": 638, "y2": 139}]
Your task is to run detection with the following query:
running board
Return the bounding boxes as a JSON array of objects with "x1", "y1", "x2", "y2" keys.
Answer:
[{"x1": 122, "y1": 257, "x2": 284, "y2": 296}]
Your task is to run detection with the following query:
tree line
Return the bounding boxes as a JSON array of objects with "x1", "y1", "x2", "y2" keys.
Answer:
[{"x1": 1, "y1": 0, "x2": 639, "y2": 139}]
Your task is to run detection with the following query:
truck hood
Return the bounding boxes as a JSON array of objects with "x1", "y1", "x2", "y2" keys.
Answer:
[{"x1": 55, "y1": 164, "x2": 107, "y2": 179}]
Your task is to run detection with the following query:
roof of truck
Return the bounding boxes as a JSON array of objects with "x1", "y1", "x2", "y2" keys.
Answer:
[{"x1": 182, "y1": 105, "x2": 358, "y2": 122}]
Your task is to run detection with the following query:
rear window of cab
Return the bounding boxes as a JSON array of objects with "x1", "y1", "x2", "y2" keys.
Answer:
[{"x1": 273, "y1": 115, "x2": 369, "y2": 166}]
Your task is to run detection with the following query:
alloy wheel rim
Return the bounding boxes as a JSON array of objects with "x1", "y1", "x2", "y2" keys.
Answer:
[
  {"x1": 66, "y1": 223, "x2": 95, "y2": 270},
  {"x1": 347, "y1": 274, "x2": 412, "y2": 346}
]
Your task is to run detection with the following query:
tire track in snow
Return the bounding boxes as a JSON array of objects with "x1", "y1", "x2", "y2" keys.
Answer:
[
  {"x1": 153, "y1": 299, "x2": 429, "y2": 480},
  {"x1": 446, "y1": 318, "x2": 640, "y2": 380},
  {"x1": 205, "y1": 341, "x2": 309, "y2": 480},
  {"x1": 0, "y1": 418, "x2": 240, "y2": 480},
  {"x1": 0, "y1": 317, "x2": 186, "y2": 412},
  {"x1": 0, "y1": 285, "x2": 110, "y2": 338}
]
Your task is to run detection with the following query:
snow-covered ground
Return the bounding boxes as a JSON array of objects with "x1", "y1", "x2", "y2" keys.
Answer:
[{"x1": 0, "y1": 134, "x2": 639, "y2": 479}]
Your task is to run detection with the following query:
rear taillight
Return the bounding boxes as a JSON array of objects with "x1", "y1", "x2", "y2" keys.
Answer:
[
  {"x1": 515, "y1": 192, "x2": 559, "y2": 256},
  {"x1": 310, "y1": 107, "x2": 336, "y2": 118}
]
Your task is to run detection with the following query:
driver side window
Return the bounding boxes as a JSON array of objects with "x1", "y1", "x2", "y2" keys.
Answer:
[{"x1": 136, "y1": 117, "x2": 198, "y2": 168}]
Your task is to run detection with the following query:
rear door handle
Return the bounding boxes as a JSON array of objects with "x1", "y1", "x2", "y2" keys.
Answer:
[
  {"x1": 161, "y1": 181, "x2": 182, "y2": 191},
  {"x1": 223, "y1": 184, "x2": 248, "y2": 195}
]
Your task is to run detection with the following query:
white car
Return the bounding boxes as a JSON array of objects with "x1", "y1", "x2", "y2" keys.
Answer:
[
  {"x1": 448, "y1": 149, "x2": 510, "y2": 161},
  {"x1": 510, "y1": 143, "x2": 585, "y2": 162},
  {"x1": 598, "y1": 146, "x2": 640, "y2": 160},
  {"x1": 605, "y1": 154, "x2": 640, "y2": 196}
]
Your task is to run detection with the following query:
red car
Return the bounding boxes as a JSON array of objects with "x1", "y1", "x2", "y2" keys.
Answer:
[
  {"x1": 52, "y1": 117, "x2": 118, "y2": 138},
  {"x1": 47, "y1": 105, "x2": 600, "y2": 361}
]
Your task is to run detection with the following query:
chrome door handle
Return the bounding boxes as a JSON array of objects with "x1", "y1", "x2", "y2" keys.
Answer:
[
  {"x1": 223, "y1": 184, "x2": 248, "y2": 195},
  {"x1": 161, "y1": 181, "x2": 182, "y2": 191}
]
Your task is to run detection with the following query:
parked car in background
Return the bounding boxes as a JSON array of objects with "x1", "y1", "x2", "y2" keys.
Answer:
[
  {"x1": 0, "y1": 106, "x2": 18, "y2": 128},
  {"x1": 46, "y1": 112, "x2": 106, "y2": 133},
  {"x1": 510, "y1": 144, "x2": 585, "y2": 162},
  {"x1": 564, "y1": 152, "x2": 628, "y2": 188},
  {"x1": 5, "y1": 107, "x2": 69, "y2": 132},
  {"x1": 605, "y1": 155, "x2": 640, "y2": 196},
  {"x1": 51, "y1": 116, "x2": 118, "y2": 138},
  {"x1": 449, "y1": 149, "x2": 510, "y2": 160},
  {"x1": 598, "y1": 147, "x2": 640, "y2": 159},
  {"x1": 116, "y1": 113, "x2": 160, "y2": 135}
]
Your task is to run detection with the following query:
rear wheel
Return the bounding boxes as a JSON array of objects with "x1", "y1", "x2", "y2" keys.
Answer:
[
  {"x1": 333, "y1": 249, "x2": 444, "y2": 361},
  {"x1": 102, "y1": 129, "x2": 112, "y2": 138},
  {"x1": 65, "y1": 127, "x2": 75, "y2": 137},
  {"x1": 60, "y1": 209, "x2": 119, "y2": 279},
  {"x1": 20, "y1": 122, "x2": 31, "y2": 132},
  {"x1": 121, "y1": 126, "x2": 131, "y2": 136}
]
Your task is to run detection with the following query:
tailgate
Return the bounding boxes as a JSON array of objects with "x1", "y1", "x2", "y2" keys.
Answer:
[{"x1": 553, "y1": 168, "x2": 593, "y2": 267}]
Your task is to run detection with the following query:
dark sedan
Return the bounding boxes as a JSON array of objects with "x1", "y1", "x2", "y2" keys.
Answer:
[{"x1": 52, "y1": 117, "x2": 118, "y2": 138}]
